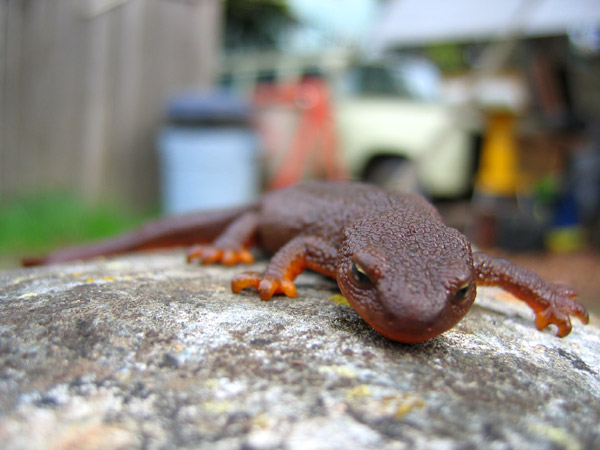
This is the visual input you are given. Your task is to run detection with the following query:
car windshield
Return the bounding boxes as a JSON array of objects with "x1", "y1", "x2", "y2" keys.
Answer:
[
  {"x1": 342, "y1": 65, "x2": 410, "y2": 97},
  {"x1": 338, "y1": 62, "x2": 440, "y2": 101}
]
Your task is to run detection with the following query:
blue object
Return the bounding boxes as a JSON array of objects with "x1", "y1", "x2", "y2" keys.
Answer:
[
  {"x1": 552, "y1": 190, "x2": 580, "y2": 228},
  {"x1": 166, "y1": 90, "x2": 252, "y2": 125},
  {"x1": 158, "y1": 90, "x2": 259, "y2": 214}
]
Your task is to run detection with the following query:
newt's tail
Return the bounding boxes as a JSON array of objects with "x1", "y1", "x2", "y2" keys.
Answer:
[{"x1": 22, "y1": 204, "x2": 257, "y2": 266}]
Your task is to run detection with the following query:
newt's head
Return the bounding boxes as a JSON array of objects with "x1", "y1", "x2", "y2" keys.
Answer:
[{"x1": 337, "y1": 215, "x2": 476, "y2": 343}]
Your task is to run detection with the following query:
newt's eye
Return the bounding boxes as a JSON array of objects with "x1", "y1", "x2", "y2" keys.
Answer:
[
  {"x1": 350, "y1": 262, "x2": 373, "y2": 288},
  {"x1": 452, "y1": 281, "x2": 472, "y2": 304}
]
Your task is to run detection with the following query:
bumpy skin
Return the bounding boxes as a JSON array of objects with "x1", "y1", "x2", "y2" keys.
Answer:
[{"x1": 25, "y1": 181, "x2": 589, "y2": 343}]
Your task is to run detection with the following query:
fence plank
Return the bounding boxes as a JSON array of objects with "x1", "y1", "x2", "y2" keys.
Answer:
[
  {"x1": 81, "y1": 6, "x2": 111, "y2": 202},
  {"x1": 0, "y1": 0, "x2": 222, "y2": 210}
]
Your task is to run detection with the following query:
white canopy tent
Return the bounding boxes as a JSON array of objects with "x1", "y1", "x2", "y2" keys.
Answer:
[{"x1": 370, "y1": 0, "x2": 600, "y2": 50}]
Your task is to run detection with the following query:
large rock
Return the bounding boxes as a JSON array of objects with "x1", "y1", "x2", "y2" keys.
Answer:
[{"x1": 1, "y1": 251, "x2": 598, "y2": 449}]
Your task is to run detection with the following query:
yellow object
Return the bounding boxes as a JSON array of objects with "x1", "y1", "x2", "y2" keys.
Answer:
[
  {"x1": 346, "y1": 384, "x2": 372, "y2": 400},
  {"x1": 476, "y1": 111, "x2": 519, "y2": 196},
  {"x1": 328, "y1": 294, "x2": 350, "y2": 306},
  {"x1": 545, "y1": 226, "x2": 585, "y2": 253}
]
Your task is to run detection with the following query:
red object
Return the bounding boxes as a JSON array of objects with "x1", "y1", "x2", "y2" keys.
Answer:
[{"x1": 252, "y1": 77, "x2": 348, "y2": 189}]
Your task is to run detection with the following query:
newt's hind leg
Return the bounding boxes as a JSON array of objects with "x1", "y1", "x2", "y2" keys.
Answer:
[
  {"x1": 187, "y1": 212, "x2": 258, "y2": 266},
  {"x1": 473, "y1": 252, "x2": 588, "y2": 337},
  {"x1": 232, "y1": 235, "x2": 338, "y2": 300}
]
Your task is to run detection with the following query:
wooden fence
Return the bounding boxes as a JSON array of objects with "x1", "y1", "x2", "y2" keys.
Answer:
[{"x1": 0, "y1": 0, "x2": 221, "y2": 211}]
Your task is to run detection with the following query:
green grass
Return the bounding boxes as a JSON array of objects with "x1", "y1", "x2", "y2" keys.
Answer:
[{"x1": 0, "y1": 191, "x2": 153, "y2": 265}]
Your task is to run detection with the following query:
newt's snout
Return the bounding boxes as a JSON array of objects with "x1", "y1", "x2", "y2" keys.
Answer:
[{"x1": 349, "y1": 275, "x2": 475, "y2": 343}]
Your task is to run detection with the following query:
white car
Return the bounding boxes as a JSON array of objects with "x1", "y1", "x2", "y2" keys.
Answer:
[
  {"x1": 334, "y1": 63, "x2": 480, "y2": 198},
  {"x1": 220, "y1": 54, "x2": 481, "y2": 198}
]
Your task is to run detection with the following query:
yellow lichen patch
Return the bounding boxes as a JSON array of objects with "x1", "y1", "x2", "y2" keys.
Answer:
[
  {"x1": 528, "y1": 424, "x2": 581, "y2": 450},
  {"x1": 205, "y1": 379, "x2": 220, "y2": 389},
  {"x1": 53, "y1": 420, "x2": 137, "y2": 450},
  {"x1": 318, "y1": 365, "x2": 357, "y2": 378},
  {"x1": 103, "y1": 276, "x2": 116, "y2": 281},
  {"x1": 348, "y1": 391, "x2": 425, "y2": 421},
  {"x1": 202, "y1": 401, "x2": 231, "y2": 414},
  {"x1": 328, "y1": 294, "x2": 350, "y2": 306},
  {"x1": 346, "y1": 384, "x2": 372, "y2": 400},
  {"x1": 251, "y1": 413, "x2": 276, "y2": 430},
  {"x1": 387, "y1": 394, "x2": 425, "y2": 420}
]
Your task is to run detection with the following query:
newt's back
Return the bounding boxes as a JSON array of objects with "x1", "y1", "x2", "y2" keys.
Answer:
[{"x1": 258, "y1": 181, "x2": 441, "y2": 253}]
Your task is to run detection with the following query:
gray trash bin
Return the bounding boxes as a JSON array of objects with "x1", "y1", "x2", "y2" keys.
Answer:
[{"x1": 158, "y1": 90, "x2": 259, "y2": 214}]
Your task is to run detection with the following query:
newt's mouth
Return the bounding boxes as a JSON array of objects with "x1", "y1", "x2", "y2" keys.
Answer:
[
  {"x1": 366, "y1": 312, "x2": 460, "y2": 343},
  {"x1": 348, "y1": 290, "x2": 474, "y2": 343}
]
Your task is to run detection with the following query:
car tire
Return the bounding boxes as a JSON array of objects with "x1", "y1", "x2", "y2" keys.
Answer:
[{"x1": 364, "y1": 156, "x2": 421, "y2": 194}]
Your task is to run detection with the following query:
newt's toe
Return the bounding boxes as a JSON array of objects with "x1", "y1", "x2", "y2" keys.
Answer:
[
  {"x1": 187, "y1": 245, "x2": 254, "y2": 265},
  {"x1": 535, "y1": 308, "x2": 572, "y2": 338},
  {"x1": 572, "y1": 302, "x2": 589, "y2": 325},
  {"x1": 533, "y1": 288, "x2": 588, "y2": 337},
  {"x1": 232, "y1": 271, "x2": 261, "y2": 293},
  {"x1": 231, "y1": 272, "x2": 297, "y2": 300}
]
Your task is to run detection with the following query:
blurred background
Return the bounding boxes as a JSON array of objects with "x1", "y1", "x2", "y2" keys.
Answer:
[{"x1": 1, "y1": 0, "x2": 599, "y2": 312}]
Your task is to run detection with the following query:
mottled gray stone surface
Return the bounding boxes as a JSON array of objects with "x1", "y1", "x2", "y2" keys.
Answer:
[{"x1": 0, "y1": 251, "x2": 599, "y2": 449}]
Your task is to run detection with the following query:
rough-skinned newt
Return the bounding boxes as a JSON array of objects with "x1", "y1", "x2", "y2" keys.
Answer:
[{"x1": 24, "y1": 181, "x2": 588, "y2": 343}]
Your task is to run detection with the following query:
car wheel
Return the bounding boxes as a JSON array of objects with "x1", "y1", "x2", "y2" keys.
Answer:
[{"x1": 364, "y1": 156, "x2": 421, "y2": 194}]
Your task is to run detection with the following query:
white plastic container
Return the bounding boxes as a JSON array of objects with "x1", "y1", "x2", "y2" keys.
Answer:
[{"x1": 157, "y1": 90, "x2": 259, "y2": 214}]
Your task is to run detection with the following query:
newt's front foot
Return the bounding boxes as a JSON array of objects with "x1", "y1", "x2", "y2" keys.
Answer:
[
  {"x1": 187, "y1": 245, "x2": 254, "y2": 266},
  {"x1": 231, "y1": 272, "x2": 297, "y2": 300},
  {"x1": 473, "y1": 252, "x2": 589, "y2": 338},
  {"x1": 533, "y1": 284, "x2": 589, "y2": 337}
]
